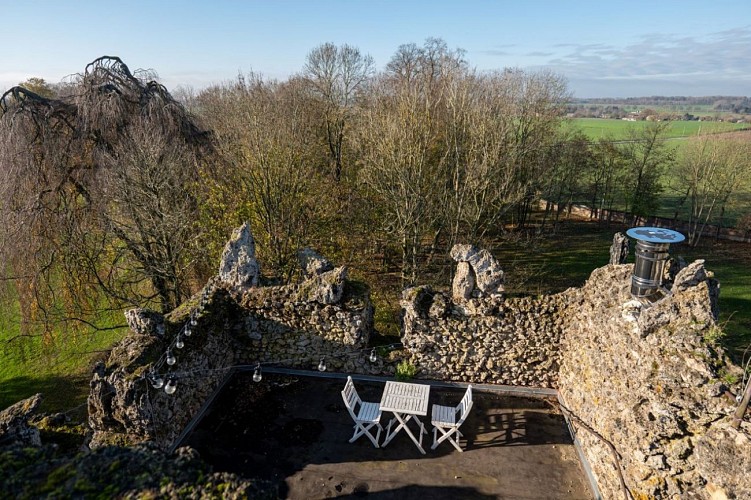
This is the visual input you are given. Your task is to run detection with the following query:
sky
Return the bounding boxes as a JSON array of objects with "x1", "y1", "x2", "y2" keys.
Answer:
[{"x1": 1, "y1": 0, "x2": 749, "y2": 98}]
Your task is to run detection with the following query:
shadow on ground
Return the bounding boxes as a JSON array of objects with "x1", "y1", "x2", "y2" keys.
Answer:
[
  {"x1": 0, "y1": 374, "x2": 90, "y2": 416},
  {"x1": 184, "y1": 372, "x2": 592, "y2": 499}
]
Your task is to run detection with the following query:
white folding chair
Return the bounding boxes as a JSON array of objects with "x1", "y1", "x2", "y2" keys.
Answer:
[
  {"x1": 341, "y1": 376, "x2": 383, "y2": 448},
  {"x1": 431, "y1": 385, "x2": 473, "y2": 452}
]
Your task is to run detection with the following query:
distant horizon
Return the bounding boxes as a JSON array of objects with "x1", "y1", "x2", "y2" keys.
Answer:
[{"x1": 1, "y1": 0, "x2": 749, "y2": 98}]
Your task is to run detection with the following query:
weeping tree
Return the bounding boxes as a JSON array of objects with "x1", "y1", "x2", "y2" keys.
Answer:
[{"x1": 0, "y1": 56, "x2": 213, "y2": 333}]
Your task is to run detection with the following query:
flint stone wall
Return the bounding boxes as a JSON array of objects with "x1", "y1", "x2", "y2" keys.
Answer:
[
  {"x1": 558, "y1": 263, "x2": 749, "y2": 499},
  {"x1": 401, "y1": 287, "x2": 569, "y2": 388},
  {"x1": 234, "y1": 278, "x2": 376, "y2": 374},
  {"x1": 402, "y1": 258, "x2": 749, "y2": 498},
  {"x1": 89, "y1": 275, "x2": 374, "y2": 450}
]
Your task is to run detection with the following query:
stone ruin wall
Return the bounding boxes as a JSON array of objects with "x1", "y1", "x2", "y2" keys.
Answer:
[
  {"x1": 88, "y1": 225, "x2": 377, "y2": 450},
  {"x1": 233, "y1": 279, "x2": 377, "y2": 374},
  {"x1": 400, "y1": 243, "x2": 567, "y2": 387},
  {"x1": 88, "y1": 285, "x2": 241, "y2": 449},
  {"x1": 558, "y1": 262, "x2": 750, "y2": 499},
  {"x1": 401, "y1": 286, "x2": 570, "y2": 388},
  {"x1": 400, "y1": 243, "x2": 750, "y2": 498},
  {"x1": 86, "y1": 225, "x2": 751, "y2": 498}
]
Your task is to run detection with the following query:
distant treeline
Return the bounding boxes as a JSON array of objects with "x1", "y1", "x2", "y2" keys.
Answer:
[{"x1": 569, "y1": 96, "x2": 751, "y2": 117}]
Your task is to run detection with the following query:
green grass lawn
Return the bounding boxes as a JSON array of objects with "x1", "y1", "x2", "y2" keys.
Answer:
[
  {"x1": 567, "y1": 118, "x2": 748, "y2": 141},
  {"x1": 0, "y1": 295, "x2": 127, "y2": 414}
]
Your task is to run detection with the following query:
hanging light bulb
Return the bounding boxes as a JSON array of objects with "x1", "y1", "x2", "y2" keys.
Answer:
[
  {"x1": 164, "y1": 378, "x2": 177, "y2": 394},
  {"x1": 149, "y1": 372, "x2": 164, "y2": 389},
  {"x1": 175, "y1": 337, "x2": 184, "y2": 349},
  {"x1": 252, "y1": 363, "x2": 262, "y2": 383},
  {"x1": 190, "y1": 315, "x2": 197, "y2": 327},
  {"x1": 184, "y1": 326, "x2": 192, "y2": 337},
  {"x1": 318, "y1": 358, "x2": 327, "y2": 372},
  {"x1": 369, "y1": 348, "x2": 377, "y2": 363},
  {"x1": 166, "y1": 350, "x2": 176, "y2": 366}
]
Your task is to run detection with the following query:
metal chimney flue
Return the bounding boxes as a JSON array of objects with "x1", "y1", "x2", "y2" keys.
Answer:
[{"x1": 626, "y1": 227, "x2": 685, "y2": 301}]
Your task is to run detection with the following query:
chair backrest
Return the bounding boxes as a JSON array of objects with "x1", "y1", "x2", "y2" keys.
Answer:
[
  {"x1": 341, "y1": 376, "x2": 362, "y2": 419},
  {"x1": 456, "y1": 385, "x2": 473, "y2": 426}
]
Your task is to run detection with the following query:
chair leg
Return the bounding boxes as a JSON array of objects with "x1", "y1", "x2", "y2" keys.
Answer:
[
  {"x1": 350, "y1": 422, "x2": 381, "y2": 448},
  {"x1": 432, "y1": 426, "x2": 464, "y2": 452},
  {"x1": 449, "y1": 432, "x2": 463, "y2": 452}
]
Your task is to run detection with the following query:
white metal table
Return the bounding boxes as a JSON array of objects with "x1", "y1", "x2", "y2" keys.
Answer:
[{"x1": 379, "y1": 381, "x2": 431, "y2": 454}]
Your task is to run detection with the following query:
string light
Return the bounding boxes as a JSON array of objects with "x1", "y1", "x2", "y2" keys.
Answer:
[
  {"x1": 164, "y1": 378, "x2": 177, "y2": 394},
  {"x1": 148, "y1": 273, "x2": 403, "y2": 385},
  {"x1": 149, "y1": 372, "x2": 164, "y2": 389},
  {"x1": 151, "y1": 344, "x2": 403, "y2": 380}
]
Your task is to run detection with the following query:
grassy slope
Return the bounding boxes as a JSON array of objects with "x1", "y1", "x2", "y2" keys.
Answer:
[{"x1": 0, "y1": 295, "x2": 127, "y2": 413}]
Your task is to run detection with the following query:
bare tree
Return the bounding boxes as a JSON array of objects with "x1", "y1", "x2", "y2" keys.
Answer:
[
  {"x1": 539, "y1": 131, "x2": 594, "y2": 228},
  {"x1": 588, "y1": 138, "x2": 629, "y2": 222},
  {"x1": 196, "y1": 73, "x2": 320, "y2": 281},
  {"x1": 620, "y1": 121, "x2": 674, "y2": 221},
  {"x1": 303, "y1": 43, "x2": 374, "y2": 181},
  {"x1": 675, "y1": 133, "x2": 751, "y2": 246},
  {"x1": 356, "y1": 75, "x2": 444, "y2": 285},
  {"x1": 441, "y1": 69, "x2": 568, "y2": 243}
]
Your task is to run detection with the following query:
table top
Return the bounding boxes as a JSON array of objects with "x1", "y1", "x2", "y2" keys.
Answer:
[{"x1": 379, "y1": 381, "x2": 430, "y2": 416}]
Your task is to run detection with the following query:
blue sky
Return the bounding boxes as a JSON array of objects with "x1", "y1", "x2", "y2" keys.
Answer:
[{"x1": 1, "y1": 0, "x2": 749, "y2": 97}]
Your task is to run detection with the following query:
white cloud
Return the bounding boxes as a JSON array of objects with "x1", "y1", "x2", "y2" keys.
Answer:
[{"x1": 540, "y1": 26, "x2": 751, "y2": 96}]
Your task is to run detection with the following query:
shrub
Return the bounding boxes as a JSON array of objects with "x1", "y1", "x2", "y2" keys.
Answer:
[{"x1": 395, "y1": 360, "x2": 417, "y2": 381}]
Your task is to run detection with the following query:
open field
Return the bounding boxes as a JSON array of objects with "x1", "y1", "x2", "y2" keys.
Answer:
[{"x1": 566, "y1": 118, "x2": 748, "y2": 141}]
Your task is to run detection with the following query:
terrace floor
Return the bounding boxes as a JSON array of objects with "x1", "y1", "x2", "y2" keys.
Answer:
[{"x1": 184, "y1": 372, "x2": 593, "y2": 499}]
